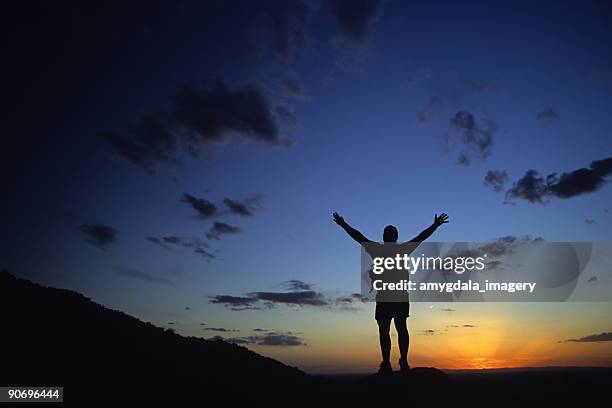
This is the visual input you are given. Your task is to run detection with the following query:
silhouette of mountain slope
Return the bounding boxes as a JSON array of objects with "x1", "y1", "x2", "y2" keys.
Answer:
[
  {"x1": 0, "y1": 270, "x2": 317, "y2": 402},
  {"x1": 5, "y1": 270, "x2": 609, "y2": 404}
]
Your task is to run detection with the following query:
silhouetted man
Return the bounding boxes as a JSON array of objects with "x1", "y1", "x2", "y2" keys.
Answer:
[{"x1": 333, "y1": 212, "x2": 449, "y2": 374}]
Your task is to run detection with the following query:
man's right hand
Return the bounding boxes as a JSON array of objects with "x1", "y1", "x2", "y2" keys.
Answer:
[{"x1": 333, "y1": 212, "x2": 345, "y2": 226}]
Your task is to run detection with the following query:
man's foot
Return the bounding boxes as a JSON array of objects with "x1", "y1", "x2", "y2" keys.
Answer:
[
  {"x1": 399, "y1": 358, "x2": 410, "y2": 373},
  {"x1": 377, "y1": 360, "x2": 392, "y2": 375}
]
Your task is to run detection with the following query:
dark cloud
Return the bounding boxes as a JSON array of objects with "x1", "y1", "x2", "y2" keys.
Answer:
[
  {"x1": 174, "y1": 82, "x2": 291, "y2": 149},
  {"x1": 207, "y1": 222, "x2": 241, "y2": 240},
  {"x1": 463, "y1": 324, "x2": 476, "y2": 328},
  {"x1": 505, "y1": 157, "x2": 612, "y2": 203},
  {"x1": 224, "y1": 331, "x2": 306, "y2": 346},
  {"x1": 283, "y1": 79, "x2": 304, "y2": 99},
  {"x1": 222, "y1": 337, "x2": 254, "y2": 345},
  {"x1": 163, "y1": 236, "x2": 181, "y2": 244},
  {"x1": 80, "y1": 223, "x2": 118, "y2": 249},
  {"x1": 421, "y1": 329, "x2": 436, "y2": 335},
  {"x1": 451, "y1": 236, "x2": 543, "y2": 263},
  {"x1": 210, "y1": 290, "x2": 329, "y2": 309},
  {"x1": 209, "y1": 295, "x2": 258, "y2": 311},
  {"x1": 209, "y1": 283, "x2": 367, "y2": 311},
  {"x1": 484, "y1": 170, "x2": 509, "y2": 192},
  {"x1": 441, "y1": 308, "x2": 456, "y2": 312},
  {"x1": 223, "y1": 197, "x2": 256, "y2": 217},
  {"x1": 107, "y1": 81, "x2": 292, "y2": 173},
  {"x1": 585, "y1": 218, "x2": 596, "y2": 225},
  {"x1": 181, "y1": 193, "x2": 218, "y2": 218},
  {"x1": 255, "y1": 332, "x2": 306, "y2": 346},
  {"x1": 334, "y1": 293, "x2": 367, "y2": 305},
  {"x1": 181, "y1": 194, "x2": 261, "y2": 221},
  {"x1": 147, "y1": 235, "x2": 215, "y2": 260},
  {"x1": 587, "y1": 276, "x2": 597, "y2": 283},
  {"x1": 281, "y1": 280, "x2": 314, "y2": 291},
  {"x1": 253, "y1": 328, "x2": 269, "y2": 332},
  {"x1": 448, "y1": 111, "x2": 497, "y2": 165},
  {"x1": 564, "y1": 332, "x2": 612, "y2": 342},
  {"x1": 536, "y1": 107, "x2": 560, "y2": 122},
  {"x1": 329, "y1": 0, "x2": 383, "y2": 42},
  {"x1": 105, "y1": 114, "x2": 180, "y2": 174},
  {"x1": 247, "y1": 290, "x2": 328, "y2": 306},
  {"x1": 275, "y1": 106, "x2": 299, "y2": 128},
  {"x1": 146, "y1": 237, "x2": 170, "y2": 249},
  {"x1": 204, "y1": 327, "x2": 239, "y2": 332},
  {"x1": 456, "y1": 152, "x2": 471, "y2": 166},
  {"x1": 115, "y1": 267, "x2": 175, "y2": 286}
]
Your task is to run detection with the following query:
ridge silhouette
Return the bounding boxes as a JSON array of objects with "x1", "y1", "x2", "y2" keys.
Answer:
[
  {"x1": 2, "y1": 270, "x2": 612, "y2": 403},
  {"x1": 0, "y1": 270, "x2": 451, "y2": 403}
]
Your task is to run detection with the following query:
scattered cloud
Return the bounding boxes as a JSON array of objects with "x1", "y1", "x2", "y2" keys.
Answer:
[
  {"x1": 484, "y1": 170, "x2": 509, "y2": 192},
  {"x1": 441, "y1": 308, "x2": 456, "y2": 312},
  {"x1": 587, "y1": 276, "x2": 597, "y2": 283},
  {"x1": 282, "y1": 79, "x2": 305, "y2": 100},
  {"x1": 181, "y1": 194, "x2": 262, "y2": 222},
  {"x1": 147, "y1": 235, "x2": 215, "y2": 259},
  {"x1": 563, "y1": 332, "x2": 612, "y2": 343},
  {"x1": 536, "y1": 107, "x2": 560, "y2": 123},
  {"x1": 206, "y1": 222, "x2": 241, "y2": 240},
  {"x1": 329, "y1": 0, "x2": 383, "y2": 42},
  {"x1": 209, "y1": 295, "x2": 257, "y2": 311},
  {"x1": 585, "y1": 218, "x2": 596, "y2": 225},
  {"x1": 210, "y1": 283, "x2": 366, "y2": 311},
  {"x1": 204, "y1": 327, "x2": 239, "y2": 332},
  {"x1": 107, "y1": 81, "x2": 293, "y2": 173},
  {"x1": 447, "y1": 111, "x2": 497, "y2": 166},
  {"x1": 505, "y1": 157, "x2": 612, "y2": 204},
  {"x1": 80, "y1": 223, "x2": 118, "y2": 249},
  {"x1": 223, "y1": 331, "x2": 306, "y2": 346},
  {"x1": 275, "y1": 106, "x2": 299, "y2": 128},
  {"x1": 223, "y1": 197, "x2": 259, "y2": 217},
  {"x1": 247, "y1": 290, "x2": 328, "y2": 306},
  {"x1": 115, "y1": 267, "x2": 175, "y2": 286},
  {"x1": 181, "y1": 193, "x2": 218, "y2": 218},
  {"x1": 281, "y1": 280, "x2": 314, "y2": 291}
]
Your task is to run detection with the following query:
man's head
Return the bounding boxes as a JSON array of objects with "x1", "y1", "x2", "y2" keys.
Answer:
[{"x1": 383, "y1": 225, "x2": 398, "y2": 243}]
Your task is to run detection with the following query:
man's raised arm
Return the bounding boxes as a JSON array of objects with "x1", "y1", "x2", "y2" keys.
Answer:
[
  {"x1": 407, "y1": 213, "x2": 449, "y2": 243},
  {"x1": 333, "y1": 212, "x2": 372, "y2": 244}
]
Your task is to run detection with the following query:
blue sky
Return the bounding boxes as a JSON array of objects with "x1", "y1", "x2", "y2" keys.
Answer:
[{"x1": 3, "y1": 0, "x2": 612, "y2": 372}]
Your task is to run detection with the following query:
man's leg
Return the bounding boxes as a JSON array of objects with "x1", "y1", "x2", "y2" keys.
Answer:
[
  {"x1": 394, "y1": 317, "x2": 409, "y2": 369},
  {"x1": 376, "y1": 317, "x2": 392, "y2": 363}
]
